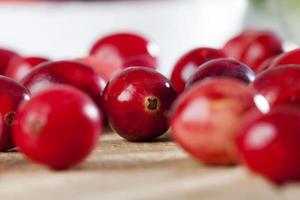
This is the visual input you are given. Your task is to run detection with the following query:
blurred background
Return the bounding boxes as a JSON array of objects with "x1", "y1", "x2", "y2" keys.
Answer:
[{"x1": 0, "y1": 0, "x2": 298, "y2": 76}]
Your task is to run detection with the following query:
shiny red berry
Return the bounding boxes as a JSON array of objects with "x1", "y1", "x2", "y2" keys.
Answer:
[
  {"x1": 13, "y1": 85, "x2": 101, "y2": 170},
  {"x1": 170, "y1": 48, "x2": 225, "y2": 94},
  {"x1": 90, "y1": 32, "x2": 158, "y2": 69},
  {"x1": 103, "y1": 67, "x2": 177, "y2": 141},
  {"x1": 5, "y1": 56, "x2": 49, "y2": 81},
  {"x1": 224, "y1": 30, "x2": 283, "y2": 72},
  {"x1": 0, "y1": 48, "x2": 19, "y2": 75},
  {"x1": 236, "y1": 106, "x2": 300, "y2": 184},
  {"x1": 251, "y1": 66, "x2": 300, "y2": 110},
  {"x1": 21, "y1": 61, "x2": 105, "y2": 110},
  {"x1": 171, "y1": 78, "x2": 256, "y2": 165},
  {"x1": 186, "y1": 58, "x2": 255, "y2": 88},
  {"x1": 0, "y1": 75, "x2": 31, "y2": 151}
]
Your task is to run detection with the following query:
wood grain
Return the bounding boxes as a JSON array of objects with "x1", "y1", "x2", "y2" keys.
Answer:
[{"x1": 0, "y1": 132, "x2": 300, "y2": 200}]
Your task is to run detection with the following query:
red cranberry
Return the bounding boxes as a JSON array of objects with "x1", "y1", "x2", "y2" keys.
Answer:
[
  {"x1": 170, "y1": 48, "x2": 225, "y2": 94},
  {"x1": 224, "y1": 30, "x2": 283, "y2": 72},
  {"x1": 13, "y1": 85, "x2": 101, "y2": 170},
  {"x1": 186, "y1": 58, "x2": 255, "y2": 88},
  {"x1": 76, "y1": 56, "x2": 122, "y2": 82},
  {"x1": 236, "y1": 106, "x2": 300, "y2": 183},
  {"x1": 171, "y1": 78, "x2": 255, "y2": 164},
  {"x1": 0, "y1": 48, "x2": 19, "y2": 75},
  {"x1": 90, "y1": 32, "x2": 158, "y2": 69},
  {"x1": 21, "y1": 61, "x2": 105, "y2": 110},
  {"x1": 251, "y1": 66, "x2": 300, "y2": 110},
  {"x1": 0, "y1": 76, "x2": 31, "y2": 151},
  {"x1": 5, "y1": 56, "x2": 49, "y2": 81},
  {"x1": 270, "y1": 48, "x2": 300, "y2": 67},
  {"x1": 103, "y1": 67, "x2": 177, "y2": 141}
]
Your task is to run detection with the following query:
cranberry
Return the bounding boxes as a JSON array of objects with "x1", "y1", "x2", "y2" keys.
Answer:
[
  {"x1": 251, "y1": 66, "x2": 300, "y2": 110},
  {"x1": 224, "y1": 30, "x2": 283, "y2": 72},
  {"x1": 0, "y1": 48, "x2": 19, "y2": 75},
  {"x1": 90, "y1": 32, "x2": 158, "y2": 69},
  {"x1": 5, "y1": 56, "x2": 49, "y2": 81},
  {"x1": 76, "y1": 55, "x2": 122, "y2": 82},
  {"x1": 13, "y1": 85, "x2": 101, "y2": 170},
  {"x1": 0, "y1": 76, "x2": 31, "y2": 151},
  {"x1": 186, "y1": 58, "x2": 255, "y2": 88},
  {"x1": 270, "y1": 48, "x2": 300, "y2": 68},
  {"x1": 170, "y1": 48, "x2": 225, "y2": 94},
  {"x1": 103, "y1": 67, "x2": 177, "y2": 141},
  {"x1": 236, "y1": 106, "x2": 300, "y2": 183},
  {"x1": 171, "y1": 78, "x2": 255, "y2": 164},
  {"x1": 21, "y1": 61, "x2": 105, "y2": 110}
]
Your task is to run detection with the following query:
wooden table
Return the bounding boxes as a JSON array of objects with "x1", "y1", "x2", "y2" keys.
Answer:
[{"x1": 1, "y1": 132, "x2": 300, "y2": 200}]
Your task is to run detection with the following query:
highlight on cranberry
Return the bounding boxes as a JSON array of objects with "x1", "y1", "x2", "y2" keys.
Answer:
[
  {"x1": 90, "y1": 32, "x2": 159, "y2": 69},
  {"x1": 236, "y1": 106, "x2": 300, "y2": 184},
  {"x1": 5, "y1": 55, "x2": 49, "y2": 81},
  {"x1": 186, "y1": 58, "x2": 255, "y2": 89},
  {"x1": 13, "y1": 85, "x2": 102, "y2": 170},
  {"x1": 223, "y1": 30, "x2": 283, "y2": 72},
  {"x1": 0, "y1": 75, "x2": 31, "y2": 151},
  {"x1": 171, "y1": 78, "x2": 256, "y2": 165},
  {"x1": 170, "y1": 47, "x2": 225, "y2": 94},
  {"x1": 21, "y1": 60, "x2": 106, "y2": 111},
  {"x1": 103, "y1": 67, "x2": 177, "y2": 141}
]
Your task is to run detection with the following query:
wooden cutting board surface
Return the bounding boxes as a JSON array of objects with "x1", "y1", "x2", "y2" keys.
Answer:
[{"x1": 1, "y1": 132, "x2": 300, "y2": 200}]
